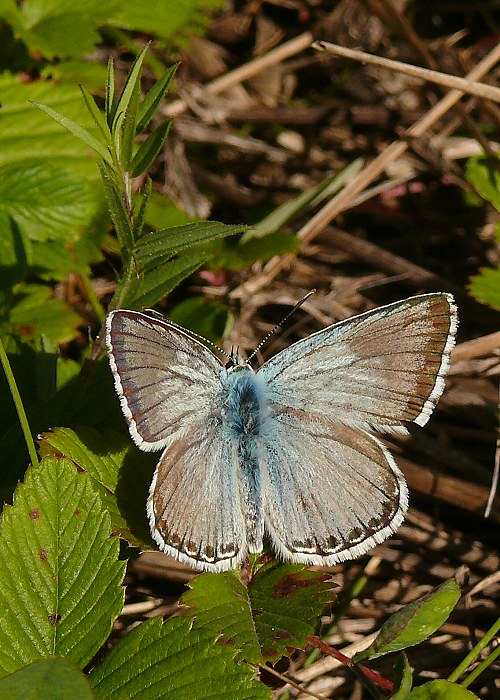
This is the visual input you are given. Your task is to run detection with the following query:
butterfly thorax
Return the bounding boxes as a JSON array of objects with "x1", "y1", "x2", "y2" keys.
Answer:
[{"x1": 220, "y1": 365, "x2": 269, "y2": 439}]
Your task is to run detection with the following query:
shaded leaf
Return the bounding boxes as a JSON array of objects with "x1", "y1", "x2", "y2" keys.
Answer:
[
  {"x1": 0, "y1": 457, "x2": 125, "y2": 677},
  {"x1": 168, "y1": 296, "x2": 230, "y2": 343},
  {"x1": 144, "y1": 189, "x2": 193, "y2": 229},
  {"x1": 354, "y1": 580, "x2": 461, "y2": 662},
  {"x1": 389, "y1": 653, "x2": 413, "y2": 699},
  {"x1": 183, "y1": 562, "x2": 334, "y2": 664},
  {"x1": 89, "y1": 616, "x2": 270, "y2": 700},
  {"x1": 8, "y1": 285, "x2": 82, "y2": 344},
  {"x1": 465, "y1": 156, "x2": 500, "y2": 211},
  {"x1": 469, "y1": 267, "x2": 500, "y2": 310},
  {"x1": 0, "y1": 657, "x2": 93, "y2": 700},
  {"x1": 407, "y1": 680, "x2": 479, "y2": 699},
  {"x1": 129, "y1": 118, "x2": 172, "y2": 177},
  {"x1": 38, "y1": 426, "x2": 155, "y2": 550}
]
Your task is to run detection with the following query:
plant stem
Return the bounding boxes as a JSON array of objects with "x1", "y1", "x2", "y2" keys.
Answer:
[
  {"x1": 0, "y1": 336, "x2": 39, "y2": 467},
  {"x1": 461, "y1": 642, "x2": 500, "y2": 688},
  {"x1": 448, "y1": 616, "x2": 500, "y2": 682}
]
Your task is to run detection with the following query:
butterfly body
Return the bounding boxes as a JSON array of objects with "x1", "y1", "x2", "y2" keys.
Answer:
[{"x1": 106, "y1": 293, "x2": 458, "y2": 572}]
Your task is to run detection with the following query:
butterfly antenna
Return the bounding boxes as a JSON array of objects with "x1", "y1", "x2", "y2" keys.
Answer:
[
  {"x1": 144, "y1": 308, "x2": 232, "y2": 361},
  {"x1": 246, "y1": 290, "x2": 316, "y2": 365}
]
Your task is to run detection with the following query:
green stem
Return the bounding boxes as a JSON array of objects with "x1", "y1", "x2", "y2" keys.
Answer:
[
  {"x1": 108, "y1": 254, "x2": 137, "y2": 312},
  {"x1": 448, "y1": 616, "x2": 500, "y2": 682},
  {"x1": 461, "y1": 643, "x2": 500, "y2": 688},
  {"x1": 80, "y1": 274, "x2": 106, "y2": 324},
  {"x1": 0, "y1": 336, "x2": 39, "y2": 467}
]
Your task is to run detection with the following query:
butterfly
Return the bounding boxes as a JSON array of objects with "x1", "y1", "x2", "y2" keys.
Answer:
[{"x1": 105, "y1": 293, "x2": 457, "y2": 572}]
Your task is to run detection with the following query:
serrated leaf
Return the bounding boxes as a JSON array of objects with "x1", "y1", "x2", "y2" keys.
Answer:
[
  {"x1": 465, "y1": 156, "x2": 500, "y2": 211},
  {"x1": 354, "y1": 580, "x2": 461, "y2": 662},
  {"x1": 38, "y1": 426, "x2": 155, "y2": 549},
  {"x1": 0, "y1": 657, "x2": 93, "y2": 700},
  {"x1": 182, "y1": 573, "x2": 262, "y2": 664},
  {"x1": 0, "y1": 457, "x2": 125, "y2": 677},
  {"x1": 0, "y1": 162, "x2": 96, "y2": 243},
  {"x1": 9, "y1": 284, "x2": 82, "y2": 344},
  {"x1": 249, "y1": 562, "x2": 334, "y2": 661},
  {"x1": 89, "y1": 616, "x2": 271, "y2": 700},
  {"x1": 31, "y1": 101, "x2": 113, "y2": 164},
  {"x1": 5, "y1": 0, "x2": 119, "y2": 59},
  {"x1": 136, "y1": 63, "x2": 178, "y2": 133},
  {"x1": 407, "y1": 680, "x2": 479, "y2": 699},
  {"x1": 130, "y1": 118, "x2": 171, "y2": 177},
  {"x1": 135, "y1": 221, "x2": 248, "y2": 268},
  {"x1": 183, "y1": 562, "x2": 334, "y2": 664},
  {"x1": 389, "y1": 653, "x2": 413, "y2": 699},
  {"x1": 469, "y1": 267, "x2": 500, "y2": 310}
]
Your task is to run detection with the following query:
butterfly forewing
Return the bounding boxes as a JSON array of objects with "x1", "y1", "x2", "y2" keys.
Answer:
[
  {"x1": 261, "y1": 414, "x2": 408, "y2": 565},
  {"x1": 106, "y1": 310, "x2": 223, "y2": 451},
  {"x1": 259, "y1": 293, "x2": 457, "y2": 432}
]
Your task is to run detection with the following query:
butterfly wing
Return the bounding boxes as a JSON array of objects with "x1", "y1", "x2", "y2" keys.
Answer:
[
  {"x1": 261, "y1": 413, "x2": 408, "y2": 565},
  {"x1": 107, "y1": 310, "x2": 247, "y2": 571},
  {"x1": 148, "y1": 425, "x2": 247, "y2": 572},
  {"x1": 259, "y1": 293, "x2": 457, "y2": 432},
  {"x1": 106, "y1": 310, "x2": 223, "y2": 451}
]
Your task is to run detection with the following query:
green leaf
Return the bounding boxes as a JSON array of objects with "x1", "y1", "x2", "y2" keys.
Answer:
[
  {"x1": 136, "y1": 63, "x2": 178, "y2": 133},
  {"x1": 4, "y1": 0, "x2": 119, "y2": 59},
  {"x1": 183, "y1": 562, "x2": 334, "y2": 664},
  {"x1": 0, "y1": 218, "x2": 29, "y2": 296},
  {"x1": 129, "y1": 118, "x2": 172, "y2": 177},
  {"x1": 109, "y1": 0, "x2": 223, "y2": 39},
  {"x1": 8, "y1": 285, "x2": 82, "y2": 344},
  {"x1": 130, "y1": 250, "x2": 210, "y2": 309},
  {"x1": 0, "y1": 457, "x2": 125, "y2": 677},
  {"x1": 143, "y1": 190, "x2": 193, "y2": 229},
  {"x1": 407, "y1": 680, "x2": 479, "y2": 699},
  {"x1": 212, "y1": 231, "x2": 299, "y2": 270},
  {"x1": 389, "y1": 653, "x2": 413, "y2": 699},
  {"x1": 112, "y1": 44, "x2": 148, "y2": 138},
  {"x1": 31, "y1": 101, "x2": 113, "y2": 164},
  {"x1": 38, "y1": 426, "x2": 155, "y2": 550},
  {"x1": 132, "y1": 178, "x2": 152, "y2": 240},
  {"x1": 169, "y1": 297, "x2": 230, "y2": 343},
  {"x1": 118, "y1": 74, "x2": 140, "y2": 168},
  {"x1": 182, "y1": 573, "x2": 262, "y2": 664},
  {"x1": 89, "y1": 616, "x2": 271, "y2": 700},
  {"x1": 354, "y1": 580, "x2": 461, "y2": 662},
  {"x1": 0, "y1": 162, "x2": 97, "y2": 243},
  {"x1": 469, "y1": 266, "x2": 500, "y2": 310},
  {"x1": 135, "y1": 221, "x2": 248, "y2": 268},
  {"x1": 465, "y1": 156, "x2": 500, "y2": 211},
  {"x1": 98, "y1": 161, "x2": 134, "y2": 252},
  {"x1": 0, "y1": 657, "x2": 93, "y2": 700},
  {"x1": 79, "y1": 84, "x2": 112, "y2": 146}
]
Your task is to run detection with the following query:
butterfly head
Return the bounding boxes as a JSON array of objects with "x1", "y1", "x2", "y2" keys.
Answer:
[{"x1": 225, "y1": 347, "x2": 250, "y2": 371}]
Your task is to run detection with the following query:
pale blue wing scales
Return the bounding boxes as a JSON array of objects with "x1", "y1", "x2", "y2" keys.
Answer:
[
  {"x1": 259, "y1": 294, "x2": 457, "y2": 431},
  {"x1": 106, "y1": 310, "x2": 223, "y2": 451},
  {"x1": 148, "y1": 421, "x2": 247, "y2": 572},
  {"x1": 260, "y1": 413, "x2": 408, "y2": 565}
]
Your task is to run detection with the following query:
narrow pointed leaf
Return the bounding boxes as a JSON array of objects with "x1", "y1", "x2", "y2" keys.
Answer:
[
  {"x1": 136, "y1": 63, "x2": 178, "y2": 133},
  {"x1": 0, "y1": 657, "x2": 93, "y2": 700},
  {"x1": 30, "y1": 101, "x2": 112, "y2": 164},
  {"x1": 89, "y1": 617, "x2": 271, "y2": 699},
  {"x1": 354, "y1": 580, "x2": 461, "y2": 662},
  {"x1": 129, "y1": 118, "x2": 171, "y2": 177},
  {"x1": 389, "y1": 653, "x2": 413, "y2": 699},
  {"x1": 132, "y1": 178, "x2": 152, "y2": 240},
  {"x1": 119, "y1": 77, "x2": 141, "y2": 168},
  {"x1": 98, "y1": 161, "x2": 134, "y2": 251},
  {"x1": 0, "y1": 457, "x2": 125, "y2": 677},
  {"x1": 131, "y1": 251, "x2": 210, "y2": 308},
  {"x1": 112, "y1": 44, "x2": 148, "y2": 135},
  {"x1": 105, "y1": 58, "x2": 116, "y2": 127},
  {"x1": 79, "y1": 84, "x2": 112, "y2": 145}
]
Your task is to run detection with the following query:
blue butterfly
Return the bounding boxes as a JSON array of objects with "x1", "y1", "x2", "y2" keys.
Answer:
[{"x1": 106, "y1": 293, "x2": 457, "y2": 572}]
